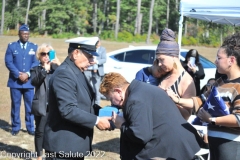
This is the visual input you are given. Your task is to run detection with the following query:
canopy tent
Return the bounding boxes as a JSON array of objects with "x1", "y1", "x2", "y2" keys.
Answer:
[{"x1": 178, "y1": 0, "x2": 240, "y2": 49}]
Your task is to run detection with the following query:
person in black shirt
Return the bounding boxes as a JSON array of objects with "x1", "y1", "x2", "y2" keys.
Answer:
[{"x1": 182, "y1": 49, "x2": 205, "y2": 96}]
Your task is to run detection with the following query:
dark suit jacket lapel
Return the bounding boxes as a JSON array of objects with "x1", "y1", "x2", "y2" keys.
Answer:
[{"x1": 65, "y1": 57, "x2": 94, "y2": 100}]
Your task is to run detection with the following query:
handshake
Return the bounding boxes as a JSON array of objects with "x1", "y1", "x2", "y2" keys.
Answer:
[{"x1": 94, "y1": 105, "x2": 125, "y2": 131}]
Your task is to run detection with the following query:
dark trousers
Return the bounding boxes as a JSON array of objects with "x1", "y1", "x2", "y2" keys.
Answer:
[
  {"x1": 208, "y1": 136, "x2": 240, "y2": 160},
  {"x1": 35, "y1": 113, "x2": 48, "y2": 156},
  {"x1": 10, "y1": 88, "x2": 34, "y2": 131}
]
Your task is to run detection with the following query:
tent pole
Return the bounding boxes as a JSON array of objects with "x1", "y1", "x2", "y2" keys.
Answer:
[
  {"x1": 178, "y1": 12, "x2": 184, "y2": 57},
  {"x1": 178, "y1": 14, "x2": 183, "y2": 48}
]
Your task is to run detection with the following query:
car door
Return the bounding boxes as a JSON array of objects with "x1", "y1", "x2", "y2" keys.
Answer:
[{"x1": 109, "y1": 49, "x2": 155, "y2": 82}]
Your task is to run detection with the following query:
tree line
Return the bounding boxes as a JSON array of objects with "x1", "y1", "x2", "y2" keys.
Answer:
[{"x1": 0, "y1": 0, "x2": 239, "y2": 46}]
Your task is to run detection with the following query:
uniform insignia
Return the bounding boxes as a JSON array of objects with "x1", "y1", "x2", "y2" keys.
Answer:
[
  {"x1": 13, "y1": 50, "x2": 18, "y2": 54},
  {"x1": 29, "y1": 49, "x2": 35, "y2": 55}
]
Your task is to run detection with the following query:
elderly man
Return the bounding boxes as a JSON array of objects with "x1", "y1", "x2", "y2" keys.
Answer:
[
  {"x1": 5, "y1": 24, "x2": 38, "y2": 136},
  {"x1": 43, "y1": 37, "x2": 111, "y2": 160}
]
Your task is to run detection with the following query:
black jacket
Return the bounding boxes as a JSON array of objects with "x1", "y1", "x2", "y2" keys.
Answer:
[
  {"x1": 30, "y1": 63, "x2": 58, "y2": 116},
  {"x1": 120, "y1": 80, "x2": 201, "y2": 160},
  {"x1": 43, "y1": 57, "x2": 97, "y2": 156}
]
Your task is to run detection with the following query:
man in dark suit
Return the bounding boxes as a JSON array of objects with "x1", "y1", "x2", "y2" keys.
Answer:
[
  {"x1": 4, "y1": 24, "x2": 39, "y2": 136},
  {"x1": 43, "y1": 37, "x2": 112, "y2": 160},
  {"x1": 100, "y1": 73, "x2": 202, "y2": 160},
  {"x1": 84, "y1": 39, "x2": 107, "y2": 105}
]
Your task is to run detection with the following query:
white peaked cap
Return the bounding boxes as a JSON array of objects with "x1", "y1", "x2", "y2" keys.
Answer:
[{"x1": 65, "y1": 37, "x2": 99, "y2": 56}]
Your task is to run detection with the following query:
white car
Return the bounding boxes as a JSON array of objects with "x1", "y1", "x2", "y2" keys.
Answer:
[{"x1": 104, "y1": 46, "x2": 216, "y2": 89}]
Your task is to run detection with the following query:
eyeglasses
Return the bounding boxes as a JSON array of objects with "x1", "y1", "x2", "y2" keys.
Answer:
[{"x1": 40, "y1": 52, "x2": 49, "y2": 56}]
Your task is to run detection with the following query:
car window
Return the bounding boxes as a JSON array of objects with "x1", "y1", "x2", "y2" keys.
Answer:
[
  {"x1": 180, "y1": 51, "x2": 215, "y2": 68},
  {"x1": 149, "y1": 50, "x2": 155, "y2": 64},
  {"x1": 181, "y1": 51, "x2": 187, "y2": 58},
  {"x1": 113, "y1": 52, "x2": 124, "y2": 61},
  {"x1": 124, "y1": 50, "x2": 155, "y2": 64}
]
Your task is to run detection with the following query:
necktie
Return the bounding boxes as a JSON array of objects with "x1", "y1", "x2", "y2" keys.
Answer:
[{"x1": 22, "y1": 43, "x2": 25, "y2": 50}]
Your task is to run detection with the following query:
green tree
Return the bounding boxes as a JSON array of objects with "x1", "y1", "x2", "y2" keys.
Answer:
[
  {"x1": 115, "y1": 0, "x2": 120, "y2": 39},
  {"x1": 25, "y1": 0, "x2": 31, "y2": 24},
  {"x1": 1, "y1": 0, "x2": 5, "y2": 35},
  {"x1": 146, "y1": 0, "x2": 155, "y2": 43}
]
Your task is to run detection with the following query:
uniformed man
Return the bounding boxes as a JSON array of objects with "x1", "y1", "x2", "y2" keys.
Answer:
[
  {"x1": 5, "y1": 24, "x2": 39, "y2": 136},
  {"x1": 43, "y1": 37, "x2": 112, "y2": 160}
]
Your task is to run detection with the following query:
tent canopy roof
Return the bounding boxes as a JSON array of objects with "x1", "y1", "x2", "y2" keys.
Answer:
[{"x1": 180, "y1": 0, "x2": 240, "y2": 26}]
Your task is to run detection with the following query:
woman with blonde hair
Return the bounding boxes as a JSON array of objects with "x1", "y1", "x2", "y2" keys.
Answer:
[
  {"x1": 30, "y1": 43, "x2": 60, "y2": 160},
  {"x1": 156, "y1": 28, "x2": 196, "y2": 120}
]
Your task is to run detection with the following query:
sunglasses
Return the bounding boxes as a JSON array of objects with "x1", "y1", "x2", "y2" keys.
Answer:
[{"x1": 40, "y1": 52, "x2": 49, "y2": 56}]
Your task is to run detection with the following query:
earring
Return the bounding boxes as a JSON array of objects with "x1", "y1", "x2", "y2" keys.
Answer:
[{"x1": 173, "y1": 61, "x2": 177, "y2": 69}]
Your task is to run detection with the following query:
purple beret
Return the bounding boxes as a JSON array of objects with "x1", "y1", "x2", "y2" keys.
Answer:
[
  {"x1": 19, "y1": 24, "x2": 29, "y2": 31},
  {"x1": 156, "y1": 28, "x2": 179, "y2": 57}
]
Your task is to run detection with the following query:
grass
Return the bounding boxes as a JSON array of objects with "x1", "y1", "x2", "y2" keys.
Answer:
[{"x1": 0, "y1": 35, "x2": 218, "y2": 160}]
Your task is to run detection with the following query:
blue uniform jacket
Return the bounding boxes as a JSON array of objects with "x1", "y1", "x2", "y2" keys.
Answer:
[{"x1": 5, "y1": 40, "x2": 39, "y2": 88}]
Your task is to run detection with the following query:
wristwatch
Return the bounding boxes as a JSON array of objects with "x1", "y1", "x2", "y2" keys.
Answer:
[{"x1": 210, "y1": 117, "x2": 216, "y2": 125}]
